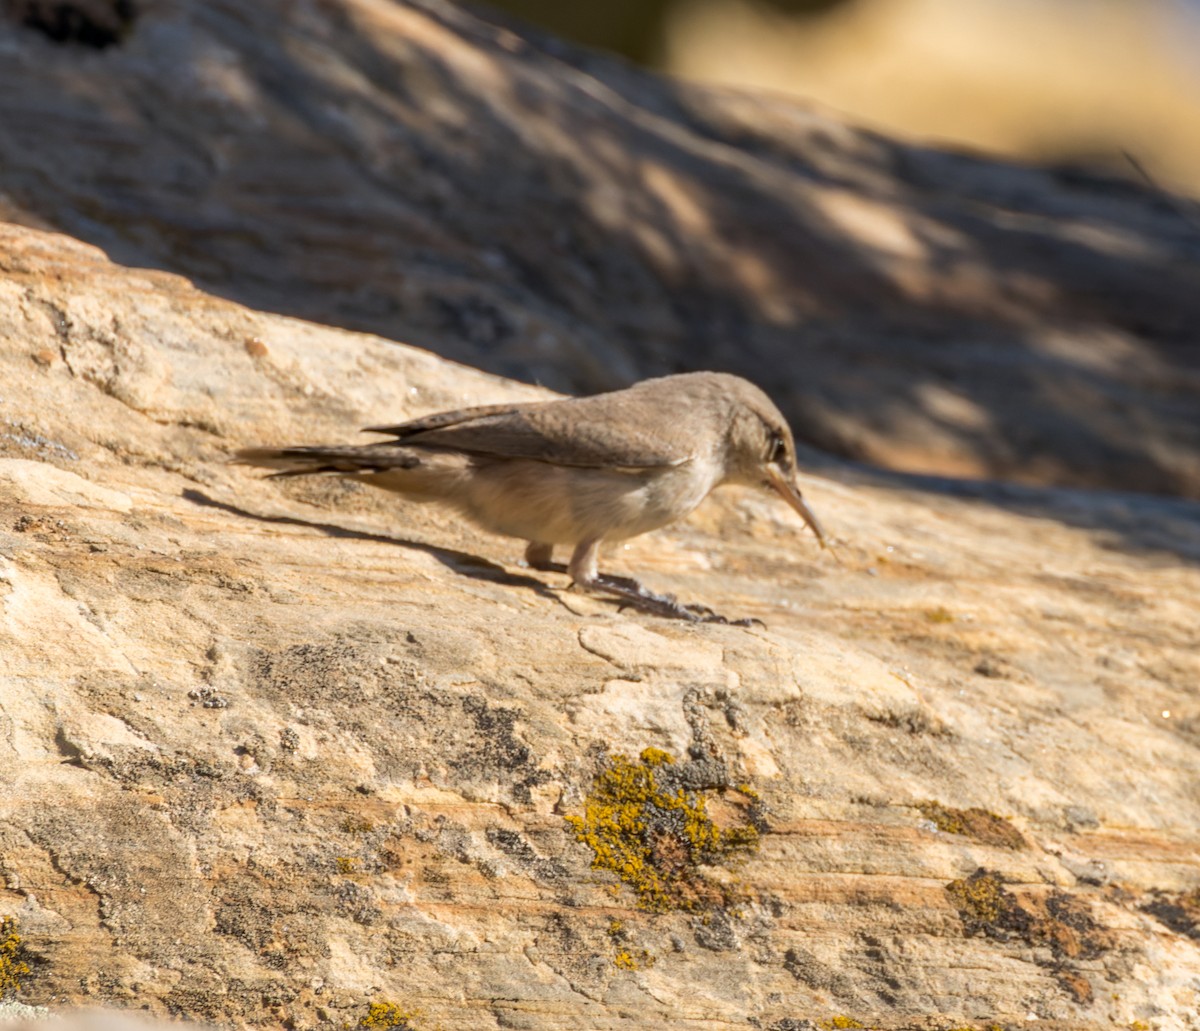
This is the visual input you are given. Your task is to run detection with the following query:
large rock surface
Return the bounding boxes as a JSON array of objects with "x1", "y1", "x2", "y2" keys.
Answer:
[
  {"x1": 1, "y1": 224, "x2": 1199, "y2": 1029},
  {"x1": 0, "y1": 0, "x2": 1198, "y2": 496}
]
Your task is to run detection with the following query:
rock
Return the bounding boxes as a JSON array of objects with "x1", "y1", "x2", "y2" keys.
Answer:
[
  {"x1": 0, "y1": 1, "x2": 1197, "y2": 495},
  {"x1": 0, "y1": 222, "x2": 1198, "y2": 1029}
]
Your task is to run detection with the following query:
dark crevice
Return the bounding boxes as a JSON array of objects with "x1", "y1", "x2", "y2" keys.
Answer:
[{"x1": 7, "y1": 0, "x2": 137, "y2": 48}]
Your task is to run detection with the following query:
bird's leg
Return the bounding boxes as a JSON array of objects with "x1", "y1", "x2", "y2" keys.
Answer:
[
  {"x1": 564, "y1": 539, "x2": 694, "y2": 620},
  {"x1": 523, "y1": 541, "x2": 558, "y2": 571},
  {"x1": 566, "y1": 540, "x2": 761, "y2": 626}
]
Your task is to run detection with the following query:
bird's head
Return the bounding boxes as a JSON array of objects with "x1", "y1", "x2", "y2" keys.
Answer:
[{"x1": 720, "y1": 377, "x2": 828, "y2": 549}]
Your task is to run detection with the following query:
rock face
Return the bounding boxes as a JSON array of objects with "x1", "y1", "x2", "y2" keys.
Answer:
[
  {"x1": 0, "y1": 0, "x2": 1198, "y2": 496},
  {"x1": 2, "y1": 223, "x2": 1200, "y2": 1029}
]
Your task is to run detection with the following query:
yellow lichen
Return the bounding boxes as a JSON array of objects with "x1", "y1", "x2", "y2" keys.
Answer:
[
  {"x1": 335, "y1": 856, "x2": 362, "y2": 874},
  {"x1": 819, "y1": 1018, "x2": 865, "y2": 1030},
  {"x1": 357, "y1": 1001, "x2": 417, "y2": 1029},
  {"x1": 638, "y1": 747, "x2": 675, "y2": 767},
  {"x1": 734, "y1": 782, "x2": 761, "y2": 802},
  {"x1": 605, "y1": 916, "x2": 654, "y2": 969},
  {"x1": 341, "y1": 815, "x2": 375, "y2": 834},
  {"x1": 946, "y1": 870, "x2": 1005, "y2": 925},
  {"x1": 610, "y1": 945, "x2": 655, "y2": 971},
  {"x1": 564, "y1": 749, "x2": 760, "y2": 912},
  {"x1": 946, "y1": 867, "x2": 1109, "y2": 986},
  {"x1": 0, "y1": 917, "x2": 30, "y2": 998},
  {"x1": 612, "y1": 950, "x2": 639, "y2": 970},
  {"x1": 923, "y1": 606, "x2": 954, "y2": 623}
]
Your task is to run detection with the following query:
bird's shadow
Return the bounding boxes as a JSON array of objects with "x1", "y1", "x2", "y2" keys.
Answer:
[{"x1": 181, "y1": 488, "x2": 562, "y2": 601}]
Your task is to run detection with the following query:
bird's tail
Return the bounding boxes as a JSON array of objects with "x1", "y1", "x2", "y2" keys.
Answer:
[{"x1": 233, "y1": 445, "x2": 420, "y2": 478}]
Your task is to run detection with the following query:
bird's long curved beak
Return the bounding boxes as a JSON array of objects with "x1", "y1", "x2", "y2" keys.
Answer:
[{"x1": 765, "y1": 465, "x2": 828, "y2": 549}]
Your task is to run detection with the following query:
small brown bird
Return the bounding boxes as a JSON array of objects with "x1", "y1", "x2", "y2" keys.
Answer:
[{"x1": 236, "y1": 371, "x2": 827, "y2": 622}]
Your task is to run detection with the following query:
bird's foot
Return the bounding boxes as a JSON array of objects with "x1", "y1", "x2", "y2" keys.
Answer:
[
  {"x1": 581, "y1": 574, "x2": 764, "y2": 627},
  {"x1": 523, "y1": 542, "x2": 561, "y2": 572}
]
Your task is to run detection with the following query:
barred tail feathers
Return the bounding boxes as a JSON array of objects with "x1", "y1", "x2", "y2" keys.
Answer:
[{"x1": 233, "y1": 445, "x2": 420, "y2": 478}]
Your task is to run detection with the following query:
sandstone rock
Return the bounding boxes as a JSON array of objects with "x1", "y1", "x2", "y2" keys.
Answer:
[{"x1": 0, "y1": 223, "x2": 1198, "y2": 1029}]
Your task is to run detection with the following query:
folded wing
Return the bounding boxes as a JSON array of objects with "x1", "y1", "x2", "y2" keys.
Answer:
[{"x1": 364, "y1": 395, "x2": 696, "y2": 470}]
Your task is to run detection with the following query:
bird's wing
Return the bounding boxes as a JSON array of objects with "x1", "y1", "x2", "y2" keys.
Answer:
[
  {"x1": 364, "y1": 402, "x2": 534, "y2": 440},
  {"x1": 365, "y1": 396, "x2": 696, "y2": 469}
]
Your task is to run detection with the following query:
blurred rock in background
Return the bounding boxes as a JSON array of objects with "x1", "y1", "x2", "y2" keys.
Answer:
[
  {"x1": 2, "y1": 0, "x2": 1197, "y2": 497},
  {"x1": 488, "y1": 0, "x2": 1200, "y2": 197}
]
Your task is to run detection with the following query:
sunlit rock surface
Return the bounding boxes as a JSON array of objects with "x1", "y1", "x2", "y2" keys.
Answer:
[{"x1": 0, "y1": 224, "x2": 1198, "y2": 1029}]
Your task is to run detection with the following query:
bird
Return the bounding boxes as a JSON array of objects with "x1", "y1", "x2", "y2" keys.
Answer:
[{"x1": 235, "y1": 371, "x2": 828, "y2": 622}]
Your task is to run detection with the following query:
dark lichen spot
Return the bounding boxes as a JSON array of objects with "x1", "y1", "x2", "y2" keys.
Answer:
[
  {"x1": 917, "y1": 801, "x2": 1026, "y2": 849},
  {"x1": 692, "y1": 907, "x2": 739, "y2": 951},
  {"x1": 783, "y1": 947, "x2": 858, "y2": 996},
  {"x1": 334, "y1": 881, "x2": 381, "y2": 926},
  {"x1": 1140, "y1": 887, "x2": 1200, "y2": 941},
  {"x1": 459, "y1": 695, "x2": 530, "y2": 770},
  {"x1": 454, "y1": 695, "x2": 548, "y2": 804},
  {"x1": 212, "y1": 872, "x2": 329, "y2": 968},
  {"x1": 486, "y1": 827, "x2": 566, "y2": 881},
  {"x1": 946, "y1": 868, "x2": 1113, "y2": 1004},
  {"x1": 865, "y1": 706, "x2": 950, "y2": 737}
]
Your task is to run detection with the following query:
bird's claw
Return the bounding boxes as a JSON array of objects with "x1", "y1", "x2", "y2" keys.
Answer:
[{"x1": 589, "y1": 575, "x2": 763, "y2": 627}]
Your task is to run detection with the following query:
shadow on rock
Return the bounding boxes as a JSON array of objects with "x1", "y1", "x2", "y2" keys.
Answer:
[{"x1": 180, "y1": 488, "x2": 563, "y2": 600}]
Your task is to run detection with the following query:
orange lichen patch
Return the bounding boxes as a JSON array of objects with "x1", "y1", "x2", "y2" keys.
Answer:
[
  {"x1": 917, "y1": 801, "x2": 1026, "y2": 850},
  {"x1": 1056, "y1": 969, "x2": 1093, "y2": 1005},
  {"x1": 564, "y1": 748, "x2": 761, "y2": 912}
]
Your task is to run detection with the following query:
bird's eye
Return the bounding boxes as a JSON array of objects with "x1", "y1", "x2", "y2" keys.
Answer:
[{"x1": 766, "y1": 433, "x2": 784, "y2": 464}]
